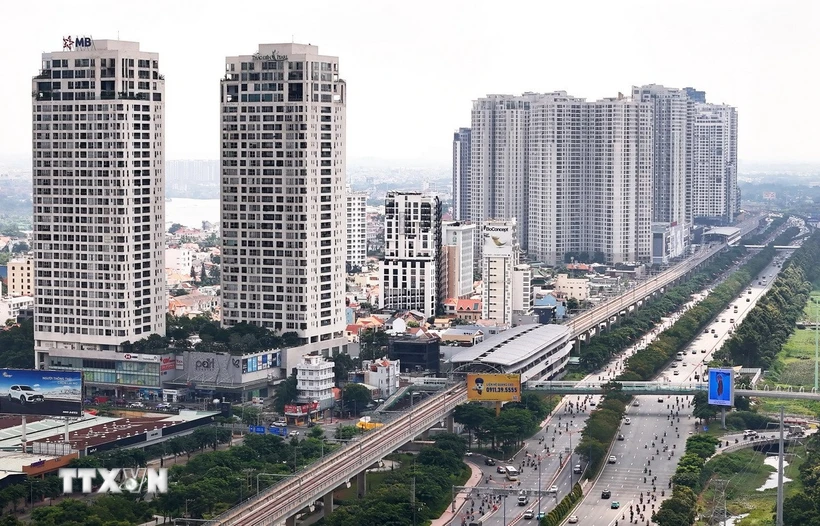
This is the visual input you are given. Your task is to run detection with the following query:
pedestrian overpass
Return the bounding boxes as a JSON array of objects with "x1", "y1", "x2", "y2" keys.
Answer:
[{"x1": 525, "y1": 380, "x2": 820, "y2": 400}]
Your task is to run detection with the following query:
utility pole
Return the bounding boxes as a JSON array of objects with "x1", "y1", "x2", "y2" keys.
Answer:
[
  {"x1": 708, "y1": 479, "x2": 728, "y2": 526},
  {"x1": 777, "y1": 406, "x2": 785, "y2": 526},
  {"x1": 815, "y1": 299, "x2": 818, "y2": 391}
]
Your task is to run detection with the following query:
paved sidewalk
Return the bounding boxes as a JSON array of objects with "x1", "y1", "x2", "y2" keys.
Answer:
[{"x1": 430, "y1": 459, "x2": 484, "y2": 526}]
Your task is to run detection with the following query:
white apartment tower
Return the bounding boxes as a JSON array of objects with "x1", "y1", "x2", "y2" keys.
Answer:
[
  {"x1": 580, "y1": 96, "x2": 653, "y2": 263},
  {"x1": 471, "y1": 96, "x2": 531, "y2": 249},
  {"x1": 481, "y1": 219, "x2": 519, "y2": 324},
  {"x1": 380, "y1": 192, "x2": 442, "y2": 318},
  {"x1": 220, "y1": 44, "x2": 347, "y2": 348},
  {"x1": 473, "y1": 92, "x2": 652, "y2": 266},
  {"x1": 32, "y1": 39, "x2": 166, "y2": 370},
  {"x1": 345, "y1": 187, "x2": 368, "y2": 271},
  {"x1": 452, "y1": 128, "x2": 471, "y2": 221},
  {"x1": 441, "y1": 221, "x2": 476, "y2": 299},
  {"x1": 633, "y1": 85, "x2": 693, "y2": 262},
  {"x1": 691, "y1": 104, "x2": 738, "y2": 224}
]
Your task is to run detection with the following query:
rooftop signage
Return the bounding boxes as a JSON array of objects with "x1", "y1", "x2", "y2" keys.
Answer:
[
  {"x1": 63, "y1": 36, "x2": 92, "y2": 51},
  {"x1": 253, "y1": 50, "x2": 288, "y2": 61}
]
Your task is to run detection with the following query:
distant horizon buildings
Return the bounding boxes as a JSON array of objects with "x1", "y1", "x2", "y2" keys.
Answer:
[
  {"x1": 32, "y1": 39, "x2": 168, "y2": 392},
  {"x1": 452, "y1": 128, "x2": 471, "y2": 222},
  {"x1": 219, "y1": 43, "x2": 349, "y2": 364}
]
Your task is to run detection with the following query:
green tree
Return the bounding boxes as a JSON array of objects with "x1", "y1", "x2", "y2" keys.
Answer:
[
  {"x1": 273, "y1": 371, "x2": 298, "y2": 413},
  {"x1": 331, "y1": 351, "x2": 354, "y2": 384},
  {"x1": 190, "y1": 265, "x2": 197, "y2": 280},
  {"x1": 169, "y1": 223, "x2": 184, "y2": 234},
  {"x1": 200, "y1": 263, "x2": 206, "y2": 283},
  {"x1": 343, "y1": 383, "x2": 372, "y2": 415}
]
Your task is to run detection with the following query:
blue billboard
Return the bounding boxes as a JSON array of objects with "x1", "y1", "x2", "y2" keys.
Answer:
[
  {"x1": 708, "y1": 368, "x2": 734, "y2": 407},
  {"x1": 0, "y1": 369, "x2": 83, "y2": 417}
]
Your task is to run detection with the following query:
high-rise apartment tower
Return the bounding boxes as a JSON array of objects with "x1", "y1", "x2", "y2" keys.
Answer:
[
  {"x1": 452, "y1": 128, "x2": 471, "y2": 221},
  {"x1": 220, "y1": 43, "x2": 348, "y2": 354},
  {"x1": 32, "y1": 39, "x2": 167, "y2": 382}
]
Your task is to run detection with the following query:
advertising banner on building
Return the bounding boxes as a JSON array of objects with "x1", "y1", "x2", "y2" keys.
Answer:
[
  {"x1": 0, "y1": 369, "x2": 83, "y2": 417},
  {"x1": 708, "y1": 368, "x2": 734, "y2": 407},
  {"x1": 284, "y1": 401, "x2": 319, "y2": 414},
  {"x1": 160, "y1": 356, "x2": 176, "y2": 372},
  {"x1": 466, "y1": 373, "x2": 521, "y2": 402},
  {"x1": 482, "y1": 222, "x2": 514, "y2": 257}
]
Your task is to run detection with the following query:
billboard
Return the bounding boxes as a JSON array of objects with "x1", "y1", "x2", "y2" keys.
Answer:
[
  {"x1": 482, "y1": 222, "x2": 515, "y2": 257},
  {"x1": 708, "y1": 368, "x2": 734, "y2": 407},
  {"x1": 466, "y1": 373, "x2": 521, "y2": 402},
  {"x1": 0, "y1": 369, "x2": 83, "y2": 417}
]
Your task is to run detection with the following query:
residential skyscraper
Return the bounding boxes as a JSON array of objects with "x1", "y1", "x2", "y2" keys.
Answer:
[
  {"x1": 345, "y1": 187, "x2": 368, "y2": 271},
  {"x1": 441, "y1": 221, "x2": 476, "y2": 299},
  {"x1": 380, "y1": 192, "x2": 442, "y2": 318},
  {"x1": 633, "y1": 84, "x2": 694, "y2": 263},
  {"x1": 691, "y1": 103, "x2": 738, "y2": 224},
  {"x1": 470, "y1": 95, "x2": 532, "y2": 249},
  {"x1": 452, "y1": 128, "x2": 471, "y2": 221},
  {"x1": 32, "y1": 39, "x2": 167, "y2": 383},
  {"x1": 220, "y1": 44, "x2": 348, "y2": 356}
]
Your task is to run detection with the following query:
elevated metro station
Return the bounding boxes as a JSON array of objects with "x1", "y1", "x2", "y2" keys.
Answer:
[{"x1": 449, "y1": 324, "x2": 572, "y2": 382}]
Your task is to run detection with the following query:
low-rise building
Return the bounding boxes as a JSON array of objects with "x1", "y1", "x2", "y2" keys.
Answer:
[
  {"x1": 440, "y1": 327, "x2": 485, "y2": 347},
  {"x1": 0, "y1": 296, "x2": 34, "y2": 324},
  {"x1": 168, "y1": 291, "x2": 219, "y2": 317},
  {"x1": 7, "y1": 257, "x2": 33, "y2": 297},
  {"x1": 350, "y1": 358, "x2": 400, "y2": 399},
  {"x1": 165, "y1": 248, "x2": 193, "y2": 274},
  {"x1": 389, "y1": 333, "x2": 441, "y2": 373},
  {"x1": 442, "y1": 298, "x2": 482, "y2": 322},
  {"x1": 553, "y1": 273, "x2": 590, "y2": 301},
  {"x1": 295, "y1": 354, "x2": 335, "y2": 413}
]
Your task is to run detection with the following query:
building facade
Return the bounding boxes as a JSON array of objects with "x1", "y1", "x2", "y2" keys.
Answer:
[
  {"x1": 32, "y1": 39, "x2": 167, "y2": 374},
  {"x1": 472, "y1": 92, "x2": 652, "y2": 266},
  {"x1": 481, "y1": 219, "x2": 519, "y2": 324},
  {"x1": 452, "y1": 127, "x2": 471, "y2": 221},
  {"x1": 164, "y1": 248, "x2": 193, "y2": 274},
  {"x1": 511, "y1": 264, "x2": 532, "y2": 316},
  {"x1": 295, "y1": 354, "x2": 334, "y2": 410},
  {"x1": 345, "y1": 187, "x2": 368, "y2": 271},
  {"x1": 380, "y1": 192, "x2": 442, "y2": 318},
  {"x1": 633, "y1": 85, "x2": 693, "y2": 263},
  {"x1": 8, "y1": 257, "x2": 33, "y2": 297},
  {"x1": 691, "y1": 103, "x2": 739, "y2": 225},
  {"x1": 441, "y1": 221, "x2": 475, "y2": 299},
  {"x1": 219, "y1": 43, "x2": 347, "y2": 350}
]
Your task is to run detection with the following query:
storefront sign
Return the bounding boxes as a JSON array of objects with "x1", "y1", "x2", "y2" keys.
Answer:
[
  {"x1": 284, "y1": 401, "x2": 319, "y2": 414},
  {"x1": 160, "y1": 357, "x2": 175, "y2": 372},
  {"x1": 175, "y1": 356, "x2": 184, "y2": 370}
]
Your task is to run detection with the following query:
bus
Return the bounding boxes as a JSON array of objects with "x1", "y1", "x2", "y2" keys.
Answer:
[{"x1": 505, "y1": 466, "x2": 519, "y2": 481}]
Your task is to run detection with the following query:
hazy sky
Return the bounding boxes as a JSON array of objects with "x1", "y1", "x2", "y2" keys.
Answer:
[{"x1": 2, "y1": 0, "x2": 818, "y2": 165}]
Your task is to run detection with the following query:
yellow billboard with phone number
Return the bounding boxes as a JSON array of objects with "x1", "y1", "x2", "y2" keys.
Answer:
[{"x1": 466, "y1": 373, "x2": 521, "y2": 402}]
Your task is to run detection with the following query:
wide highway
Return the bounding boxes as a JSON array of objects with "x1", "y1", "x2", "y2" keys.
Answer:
[{"x1": 561, "y1": 253, "x2": 793, "y2": 526}]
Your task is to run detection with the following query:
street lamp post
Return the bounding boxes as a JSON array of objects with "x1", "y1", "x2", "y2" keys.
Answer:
[{"x1": 502, "y1": 493, "x2": 507, "y2": 526}]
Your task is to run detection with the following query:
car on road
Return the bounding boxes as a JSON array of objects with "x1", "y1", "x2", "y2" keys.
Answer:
[
  {"x1": 746, "y1": 298, "x2": 751, "y2": 302},
  {"x1": 497, "y1": 466, "x2": 507, "y2": 474},
  {"x1": 573, "y1": 464, "x2": 582, "y2": 474},
  {"x1": 465, "y1": 451, "x2": 473, "y2": 456},
  {"x1": 484, "y1": 458, "x2": 496, "y2": 466},
  {"x1": 568, "y1": 515, "x2": 579, "y2": 523},
  {"x1": 288, "y1": 430, "x2": 300, "y2": 437},
  {"x1": 611, "y1": 501, "x2": 621, "y2": 509},
  {"x1": 691, "y1": 350, "x2": 697, "y2": 355},
  {"x1": 272, "y1": 421, "x2": 287, "y2": 427},
  {"x1": 608, "y1": 455, "x2": 617, "y2": 464},
  {"x1": 155, "y1": 403, "x2": 171, "y2": 410},
  {"x1": 714, "y1": 333, "x2": 718, "y2": 338},
  {"x1": 701, "y1": 349, "x2": 706, "y2": 353},
  {"x1": 548, "y1": 485, "x2": 559, "y2": 493},
  {"x1": 623, "y1": 418, "x2": 631, "y2": 425},
  {"x1": 633, "y1": 400, "x2": 640, "y2": 406},
  {"x1": 658, "y1": 397, "x2": 664, "y2": 402},
  {"x1": 128, "y1": 401, "x2": 144, "y2": 408},
  {"x1": 517, "y1": 494, "x2": 528, "y2": 506},
  {"x1": 537, "y1": 512, "x2": 545, "y2": 520},
  {"x1": 601, "y1": 489, "x2": 611, "y2": 499},
  {"x1": 8, "y1": 385, "x2": 45, "y2": 404},
  {"x1": 523, "y1": 509, "x2": 534, "y2": 519},
  {"x1": 673, "y1": 370, "x2": 680, "y2": 376},
  {"x1": 617, "y1": 434, "x2": 625, "y2": 441},
  {"x1": 590, "y1": 400, "x2": 596, "y2": 406},
  {"x1": 730, "y1": 318, "x2": 735, "y2": 323}
]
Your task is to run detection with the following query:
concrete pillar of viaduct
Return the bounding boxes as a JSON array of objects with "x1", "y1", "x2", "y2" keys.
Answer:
[
  {"x1": 446, "y1": 415, "x2": 454, "y2": 433},
  {"x1": 285, "y1": 516, "x2": 296, "y2": 526},
  {"x1": 356, "y1": 471, "x2": 367, "y2": 499},
  {"x1": 322, "y1": 490, "x2": 334, "y2": 517}
]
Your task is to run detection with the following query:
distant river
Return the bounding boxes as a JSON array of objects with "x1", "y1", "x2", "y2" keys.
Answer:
[{"x1": 165, "y1": 198, "x2": 221, "y2": 229}]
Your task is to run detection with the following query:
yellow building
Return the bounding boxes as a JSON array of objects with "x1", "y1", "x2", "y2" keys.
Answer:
[{"x1": 8, "y1": 257, "x2": 33, "y2": 297}]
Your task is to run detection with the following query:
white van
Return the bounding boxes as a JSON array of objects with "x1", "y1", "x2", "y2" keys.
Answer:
[{"x1": 675, "y1": 352, "x2": 684, "y2": 361}]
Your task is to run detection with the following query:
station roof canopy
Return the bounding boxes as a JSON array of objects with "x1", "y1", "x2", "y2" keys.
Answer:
[
  {"x1": 704, "y1": 227, "x2": 740, "y2": 237},
  {"x1": 451, "y1": 324, "x2": 571, "y2": 368}
]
